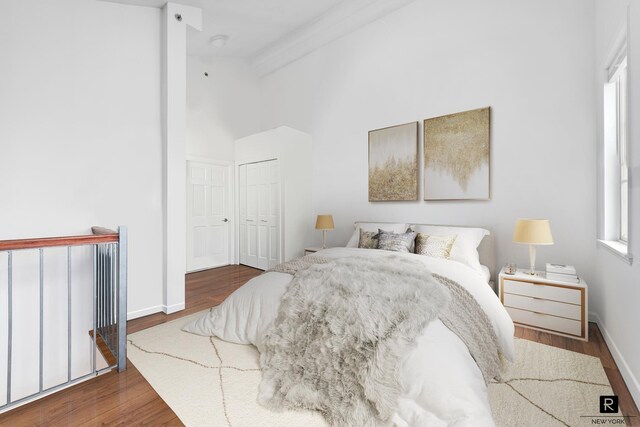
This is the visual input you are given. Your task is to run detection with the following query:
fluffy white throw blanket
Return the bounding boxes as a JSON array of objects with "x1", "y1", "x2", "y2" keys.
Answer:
[{"x1": 259, "y1": 256, "x2": 450, "y2": 426}]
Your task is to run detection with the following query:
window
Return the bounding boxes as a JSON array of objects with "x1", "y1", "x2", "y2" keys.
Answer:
[
  {"x1": 603, "y1": 45, "x2": 629, "y2": 249},
  {"x1": 617, "y1": 61, "x2": 629, "y2": 242}
]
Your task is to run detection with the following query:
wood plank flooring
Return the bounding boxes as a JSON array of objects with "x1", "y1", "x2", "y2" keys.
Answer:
[{"x1": 1, "y1": 265, "x2": 637, "y2": 426}]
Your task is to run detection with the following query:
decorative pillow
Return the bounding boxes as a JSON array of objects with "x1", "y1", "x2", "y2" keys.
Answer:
[
  {"x1": 377, "y1": 229, "x2": 417, "y2": 253},
  {"x1": 346, "y1": 222, "x2": 409, "y2": 247},
  {"x1": 415, "y1": 234, "x2": 457, "y2": 259},
  {"x1": 358, "y1": 229, "x2": 380, "y2": 249},
  {"x1": 410, "y1": 225, "x2": 489, "y2": 272}
]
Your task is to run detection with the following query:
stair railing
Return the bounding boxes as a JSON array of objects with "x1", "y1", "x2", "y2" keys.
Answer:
[{"x1": 0, "y1": 226, "x2": 127, "y2": 412}]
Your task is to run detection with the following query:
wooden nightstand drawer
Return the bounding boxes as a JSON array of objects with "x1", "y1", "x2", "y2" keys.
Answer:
[
  {"x1": 503, "y1": 293, "x2": 581, "y2": 321},
  {"x1": 503, "y1": 279, "x2": 581, "y2": 305},
  {"x1": 499, "y1": 268, "x2": 588, "y2": 341},
  {"x1": 506, "y1": 307, "x2": 582, "y2": 337}
]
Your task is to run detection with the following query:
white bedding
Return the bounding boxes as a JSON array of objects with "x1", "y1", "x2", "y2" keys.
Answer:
[
  {"x1": 480, "y1": 265, "x2": 491, "y2": 283},
  {"x1": 185, "y1": 248, "x2": 515, "y2": 426}
]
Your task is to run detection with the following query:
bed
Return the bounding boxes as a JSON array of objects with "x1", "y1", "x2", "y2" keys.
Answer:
[{"x1": 185, "y1": 222, "x2": 515, "y2": 426}]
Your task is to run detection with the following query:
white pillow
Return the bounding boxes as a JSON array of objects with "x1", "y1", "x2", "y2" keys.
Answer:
[
  {"x1": 410, "y1": 225, "x2": 489, "y2": 272},
  {"x1": 345, "y1": 222, "x2": 409, "y2": 247}
]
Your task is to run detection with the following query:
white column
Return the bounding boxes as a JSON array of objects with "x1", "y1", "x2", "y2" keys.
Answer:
[{"x1": 162, "y1": 2, "x2": 202, "y2": 314}]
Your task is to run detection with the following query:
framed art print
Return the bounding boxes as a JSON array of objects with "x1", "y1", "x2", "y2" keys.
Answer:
[
  {"x1": 368, "y1": 122, "x2": 419, "y2": 201},
  {"x1": 424, "y1": 107, "x2": 490, "y2": 200}
]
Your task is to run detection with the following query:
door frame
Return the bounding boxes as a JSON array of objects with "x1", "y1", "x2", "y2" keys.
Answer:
[{"x1": 186, "y1": 156, "x2": 235, "y2": 270}]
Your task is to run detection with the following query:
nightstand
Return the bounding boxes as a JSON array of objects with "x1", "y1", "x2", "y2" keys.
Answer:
[
  {"x1": 499, "y1": 267, "x2": 588, "y2": 341},
  {"x1": 304, "y1": 247, "x2": 324, "y2": 255}
]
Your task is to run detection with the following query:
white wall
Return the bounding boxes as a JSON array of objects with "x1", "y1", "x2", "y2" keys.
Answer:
[
  {"x1": 186, "y1": 56, "x2": 261, "y2": 161},
  {"x1": 0, "y1": 0, "x2": 163, "y2": 321},
  {"x1": 260, "y1": 0, "x2": 598, "y2": 285},
  {"x1": 594, "y1": 0, "x2": 640, "y2": 405}
]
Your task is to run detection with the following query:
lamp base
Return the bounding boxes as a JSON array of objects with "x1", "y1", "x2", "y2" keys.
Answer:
[{"x1": 528, "y1": 244, "x2": 537, "y2": 275}]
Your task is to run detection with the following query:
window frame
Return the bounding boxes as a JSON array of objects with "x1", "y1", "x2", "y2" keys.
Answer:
[
  {"x1": 610, "y1": 56, "x2": 629, "y2": 243},
  {"x1": 600, "y1": 37, "x2": 632, "y2": 264}
]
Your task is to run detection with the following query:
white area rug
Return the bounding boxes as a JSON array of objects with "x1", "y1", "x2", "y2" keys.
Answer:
[
  {"x1": 128, "y1": 311, "x2": 618, "y2": 427},
  {"x1": 489, "y1": 338, "x2": 621, "y2": 426}
]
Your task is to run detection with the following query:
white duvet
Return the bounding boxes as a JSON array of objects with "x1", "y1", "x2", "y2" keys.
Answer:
[{"x1": 185, "y1": 248, "x2": 515, "y2": 427}]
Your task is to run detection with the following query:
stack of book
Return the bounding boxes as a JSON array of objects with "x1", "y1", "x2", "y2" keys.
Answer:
[{"x1": 545, "y1": 263, "x2": 579, "y2": 283}]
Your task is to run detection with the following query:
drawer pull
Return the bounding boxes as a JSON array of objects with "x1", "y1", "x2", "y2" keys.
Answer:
[{"x1": 532, "y1": 311, "x2": 546, "y2": 316}]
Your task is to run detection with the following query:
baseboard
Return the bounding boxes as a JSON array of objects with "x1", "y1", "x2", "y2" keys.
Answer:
[
  {"x1": 163, "y1": 302, "x2": 185, "y2": 314},
  {"x1": 592, "y1": 312, "x2": 640, "y2": 407},
  {"x1": 127, "y1": 302, "x2": 186, "y2": 320},
  {"x1": 127, "y1": 305, "x2": 163, "y2": 320}
]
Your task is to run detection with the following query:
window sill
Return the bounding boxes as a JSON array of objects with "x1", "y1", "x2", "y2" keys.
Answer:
[{"x1": 597, "y1": 240, "x2": 633, "y2": 265}]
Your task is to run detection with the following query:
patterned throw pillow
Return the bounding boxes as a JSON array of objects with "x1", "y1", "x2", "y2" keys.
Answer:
[
  {"x1": 377, "y1": 229, "x2": 417, "y2": 253},
  {"x1": 358, "y1": 229, "x2": 380, "y2": 249},
  {"x1": 415, "y1": 233, "x2": 457, "y2": 259}
]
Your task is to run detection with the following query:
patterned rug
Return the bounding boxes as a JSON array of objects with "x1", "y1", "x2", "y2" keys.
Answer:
[{"x1": 127, "y1": 311, "x2": 620, "y2": 426}]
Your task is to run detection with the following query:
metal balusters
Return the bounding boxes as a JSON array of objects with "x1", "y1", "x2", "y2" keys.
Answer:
[
  {"x1": 103, "y1": 245, "x2": 108, "y2": 353},
  {"x1": 110, "y1": 243, "x2": 115, "y2": 354},
  {"x1": 39, "y1": 249, "x2": 43, "y2": 393},
  {"x1": 7, "y1": 251, "x2": 12, "y2": 405},
  {"x1": 107, "y1": 244, "x2": 112, "y2": 353},
  {"x1": 99, "y1": 246, "x2": 103, "y2": 349},
  {"x1": 67, "y1": 247, "x2": 72, "y2": 383},
  {"x1": 103, "y1": 246, "x2": 107, "y2": 348},
  {"x1": 92, "y1": 245, "x2": 97, "y2": 375},
  {"x1": 117, "y1": 227, "x2": 127, "y2": 372},
  {"x1": 99, "y1": 246, "x2": 102, "y2": 349},
  {"x1": 107, "y1": 245, "x2": 111, "y2": 354},
  {"x1": 93, "y1": 243, "x2": 119, "y2": 365}
]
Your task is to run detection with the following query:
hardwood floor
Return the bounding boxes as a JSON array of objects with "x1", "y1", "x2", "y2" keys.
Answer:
[{"x1": 1, "y1": 265, "x2": 637, "y2": 425}]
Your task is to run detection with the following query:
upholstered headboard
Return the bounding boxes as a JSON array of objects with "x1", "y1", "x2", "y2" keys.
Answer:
[{"x1": 352, "y1": 221, "x2": 496, "y2": 281}]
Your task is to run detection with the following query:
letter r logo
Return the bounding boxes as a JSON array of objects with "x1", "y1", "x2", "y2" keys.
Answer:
[{"x1": 600, "y1": 395, "x2": 618, "y2": 413}]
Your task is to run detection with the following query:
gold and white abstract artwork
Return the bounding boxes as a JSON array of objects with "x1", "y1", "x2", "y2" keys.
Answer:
[
  {"x1": 424, "y1": 107, "x2": 490, "y2": 200},
  {"x1": 368, "y1": 121, "x2": 419, "y2": 201}
]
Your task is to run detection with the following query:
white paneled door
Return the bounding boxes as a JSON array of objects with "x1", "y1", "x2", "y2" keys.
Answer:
[
  {"x1": 239, "y1": 160, "x2": 280, "y2": 270},
  {"x1": 187, "y1": 161, "x2": 231, "y2": 272}
]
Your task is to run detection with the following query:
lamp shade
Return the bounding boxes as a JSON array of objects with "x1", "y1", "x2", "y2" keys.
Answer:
[
  {"x1": 315, "y1": 215, "x2": 334, "y2": 230},
  {"x1": 513, "y1": 219, "x2": 554, "y2": 245}
]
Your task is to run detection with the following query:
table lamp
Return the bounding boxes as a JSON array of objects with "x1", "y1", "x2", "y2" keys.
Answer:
[
  {"x1": 513, "y1": 219, "x2": 554, "y2": 275},
  {"x1": 315, "y1": 215, "x2": 334, "y2": 249}
]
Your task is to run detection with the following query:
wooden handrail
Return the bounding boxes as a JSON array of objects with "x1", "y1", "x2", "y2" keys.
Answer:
[{"x1": 0, "y1": 233, "x2": 119, "y2": 251}]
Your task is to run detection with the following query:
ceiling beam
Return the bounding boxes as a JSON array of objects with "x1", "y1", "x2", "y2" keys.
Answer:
[{"x1": 251, "y1": 0, "x2": 416, "y2": 77}]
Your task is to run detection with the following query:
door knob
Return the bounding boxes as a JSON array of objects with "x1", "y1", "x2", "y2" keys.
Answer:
[{"x1": 222, "y1": 218, "x2": 229, "y2": 222}]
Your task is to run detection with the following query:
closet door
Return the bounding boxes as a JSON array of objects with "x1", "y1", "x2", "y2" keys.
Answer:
[
  {"x1": 266, "y1": 160, "x2": 280, "y2": 268},
  {"x1": 256, "y1": 162, "x2": 270, "y2": 270},
  {"x1": 239, "y1": 164, "x2": 258, "y2": 267},
  {"x1": 255, "y1": 160, "x2": 280, "y2": 269},
  {"x1": 238, "y1": 160, "x2": 280, "y2": 270}
]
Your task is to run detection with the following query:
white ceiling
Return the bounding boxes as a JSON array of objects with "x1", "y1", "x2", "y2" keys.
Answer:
[{"x1": 104, "y1": 0, "x2": 346, "y2": 57}]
